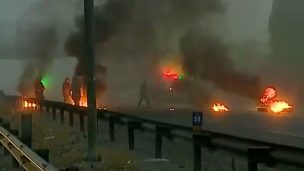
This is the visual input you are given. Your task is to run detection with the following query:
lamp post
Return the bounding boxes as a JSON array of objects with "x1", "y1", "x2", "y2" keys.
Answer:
[{"x1": 84, "y1": 0, "x2": 97, "y2": 161}]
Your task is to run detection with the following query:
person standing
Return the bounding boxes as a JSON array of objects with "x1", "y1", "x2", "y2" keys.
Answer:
[
  {"x1": 71, "y1": 76, "x2": 81, "y2": 106},
  {"x1": 62, "y1": 78, "x2": 72, "y2": 103},
  {"x1": 137, "y1": 80, "x2": 151, "y2": 107},
  {"x1": 34, "y1": 78, "x2": 45, "y2": 108}
]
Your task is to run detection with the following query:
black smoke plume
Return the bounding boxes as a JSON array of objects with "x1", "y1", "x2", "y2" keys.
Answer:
[
  {"x1": 180, "y1": 31, "x2": 261, "y2": 100},
  {"x1": 65, "y1": 0, "x2": 135, "y2": 76},
  {"x1": 16, "y1": 26, "x2": 57, "y2": 96}
]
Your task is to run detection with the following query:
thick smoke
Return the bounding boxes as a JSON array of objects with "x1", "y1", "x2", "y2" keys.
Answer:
[
  {"x1": 16, "y1": 2, "x2": 58, "y2": 96},
  {"x1": 180, "y1": 31, "x2": 261, "y2": 100},
  {"x1": 66, "y1": 0, "x2": 263, "y2": 106},
  {"x1": 65, "y1": 0, "x2": 135, "y2": 76},
  {"x1": 16, "y1": 26, "x2": 58, "y2": 96}
]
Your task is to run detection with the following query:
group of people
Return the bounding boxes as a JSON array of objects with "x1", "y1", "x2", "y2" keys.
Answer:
[
  {"x1": 34, "y1": 77, "x2": 151, "y2": 108},
  {"x1": 34, "y1": 78, "x2": 81, "y2": 105}
]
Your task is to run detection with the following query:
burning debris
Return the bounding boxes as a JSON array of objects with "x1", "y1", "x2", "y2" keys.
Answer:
[
  {"x1": 258, "y1": 87, "x2": 293, "y2": 113},
  {"x1": 212, "y1": 103, "x2": 229, "y2": 113}
]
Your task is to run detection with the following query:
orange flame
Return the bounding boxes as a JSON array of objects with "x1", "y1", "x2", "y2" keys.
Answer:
[
  {"x1": 269, "y1": 101, "x2": 293, "y2": 113},
  {"x1": 24, "y1": 101, "x2": 28, "y2": 108},
  {"x1": 212, "y1": 103, "x2": 229, "y2": 112},
  {"x1": 260, "y1": 87, "x2": 276, "y2": 105},
  {"x1": 80, "y1": 98, "x2": 87, "y2": 107}
]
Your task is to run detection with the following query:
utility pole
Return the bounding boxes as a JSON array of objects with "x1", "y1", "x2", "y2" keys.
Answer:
[{"x1": 84, "y1": 0, "x2": 97, "y2": 161}]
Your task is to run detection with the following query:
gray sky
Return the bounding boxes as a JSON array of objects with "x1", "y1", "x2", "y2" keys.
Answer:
[{"x1": 0, "y1": 0, "x2": 273, "y2": 98}]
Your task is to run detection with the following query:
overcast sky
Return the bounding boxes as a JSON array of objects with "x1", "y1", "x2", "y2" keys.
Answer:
[{"x1": 0, "y1": 0, "x2": 273, "y2": 97}]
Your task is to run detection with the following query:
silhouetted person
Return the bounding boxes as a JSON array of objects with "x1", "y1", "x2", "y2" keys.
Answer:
[
  {"x1": 137, "y1": 80, "x2": 151, "y2": 107},
  {"x1": 62, "y1": 78, "x2": 72, "y2": 104},
  {"x1": 71, "y1": 76, "x2": 81, "y2": 106},
  {"x1": 34, "y1": 78, "x2": 45, "y2": 107}
]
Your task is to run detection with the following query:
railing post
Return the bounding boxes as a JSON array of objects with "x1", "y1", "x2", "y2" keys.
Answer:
[
  {"x1": 35, "y1": 149, "x2": 49, "y2": 162},
  {"x1": 155, "y1": 126, "x2": 172, "y2": 159},
  {"x1": 1, "y1": 122, "x2": 10, "y2": 155},
  {"x1": 69, "y1": 109, "x2": 74, "y2": 127},
  {"x1": 10, "y1": 129, "x2": 19, "y2": 168},
  {"x1": 46, "y1": 105, "x2": 50, "y2": 113},
  {"x1": 247, "y1": 147, "x2": 275, "y2": 171},
  {"x1": 60, "y1": 108, "x2": 65, "y2": 124},
  {"x1": 21, "y1": 113, "x2": 32, "y2": 148},
  {"x1": 79, "y1": 110, "x2": 85, "y2": 132},
  {"x1": 193, "y1": 134, "x2": 202, "y2": 171},
  {"x1": 108, "y1": 116, "x2": 120, "y2": 142},
  {"x1": 127, "y1": 121, "x2": 141, "y2": 150},
  {"x1": 155, "y1": 133, "x2": 162, "y2": 158},
  {"x1": 52, "y1": 107, "x2": 56, "y2": 120}
]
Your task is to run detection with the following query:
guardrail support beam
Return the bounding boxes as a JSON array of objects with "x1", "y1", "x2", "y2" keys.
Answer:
[
  {"x1": 127, "y1": 121, "x2": 141, "y2": 150},
  {"x1": 247, "y1": 147, "x2": 275, "y2": 171},
  {"x1": 79, "y1": 110, "x2": 85, "y2": 132},
  {"x1": 193, "y1": 134, "x2": 202, "y2": 171},
  {"x1": 10, "y1": 129, "x2": 19, "y2": 168},
  {"x1": 21, "y1": 113, "x2": 32, "y2": 148},
  {"x1": 155, "y1": 126, "x2": 171, "y2": 158},
  {"x1": 60, "y1": 108, "x2": 65, "y2": 123},
  {"x1": 35, "y1": 149, "x2": 49, "y2": 162},
  {"x1": 69, "y1": 110, "x2": 74, "y2": 127},
  {"x1": 108, "y1": 116, "x2": 120, "y2": 142},
  {"x1": 52, "y1": 107, "x2": 57, "y2": 120}
]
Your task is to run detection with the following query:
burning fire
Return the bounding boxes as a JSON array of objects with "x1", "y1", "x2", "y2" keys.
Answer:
[
  {"x1": 260, "y1": 87, "x2": 276, "y2": 105},
  {"x1": 260, "y1": 87, "x2": 293, "y2": 113},
  {"x1": 79, "y1": 97, "x2": 87, "y2": 107},
  {"x1": 23, "y1": 100, "x2": 37, "y2": 109},
  {"x1": 212, "y1": 103, "x2": 229, "y2": 112},
  {"x1": 269, "y1": 101, "x2": 293, "y2": 113}
]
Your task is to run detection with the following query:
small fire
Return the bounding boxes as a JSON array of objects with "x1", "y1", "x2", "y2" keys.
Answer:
[
  {"x1": 24, "y1": 101, "x2": 28, "y2": 108},
  {"x1": 23, "y1": 100, "x2": 37, "y2": 109},
  {"x1": 269, "y1": 101, "x2": 293, "y2": 113},
  {"x1": 260, "y1": 87, "x2": 276, "y2": 105},
  {"x1": 80, "y1": 98, "x2": 87, "y2": 107},
  {"x1": 212, "y1": 103, "x2": 229, "y2": 112},
  {"x1": 259, "y1": 87, "x2": 293, "y2": 113}
]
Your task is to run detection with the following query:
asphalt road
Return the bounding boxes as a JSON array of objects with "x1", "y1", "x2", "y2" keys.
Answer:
[{"x1": 119, "y1": 106, "x2": 304, "y2": 148}]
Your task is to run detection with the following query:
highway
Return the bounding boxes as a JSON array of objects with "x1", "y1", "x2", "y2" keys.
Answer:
[{"x1": 120, "y1": 106, "x2": 304, "y2": 148}]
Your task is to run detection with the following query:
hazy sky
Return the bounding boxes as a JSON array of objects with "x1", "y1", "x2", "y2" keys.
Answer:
[{"x1": 0, "y1": 0, "x2": 273, "y2": 97}]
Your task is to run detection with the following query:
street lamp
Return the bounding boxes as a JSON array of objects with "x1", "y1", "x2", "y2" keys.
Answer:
[{"x1": 84, "y1": 0, "x2": 98, "y2": 161}]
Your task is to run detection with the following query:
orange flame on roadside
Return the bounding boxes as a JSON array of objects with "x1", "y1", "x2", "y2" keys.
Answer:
[
  {"x1": 212, "y1": 103, "x2": 229, "y2": 112},
  {"x1": 259, "y1": 87, "x2": 293, "y2": 113},
  {"x1": 270, "y1": 101, "x2": 293, "y2": 113}
]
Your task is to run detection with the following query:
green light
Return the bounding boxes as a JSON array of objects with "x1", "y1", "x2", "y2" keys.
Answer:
[
  {"x1": 178, "y1": 76, "x2": 184, "y2": 80},
  {"x1": 41, "y1": 75, "x2": 50, "y2": 88}
]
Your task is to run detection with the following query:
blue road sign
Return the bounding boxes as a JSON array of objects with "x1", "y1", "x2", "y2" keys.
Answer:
[{"x1": 193, "y1": 112, "x2": 203, "y2": 131}]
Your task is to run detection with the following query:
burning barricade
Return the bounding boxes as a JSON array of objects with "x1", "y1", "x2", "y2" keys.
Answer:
[{"x1": 258, "y1": 87, "x2": 293, "y2": 113}]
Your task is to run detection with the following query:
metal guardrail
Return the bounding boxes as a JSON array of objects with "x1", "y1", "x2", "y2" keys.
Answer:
[
  {"x1": 42, "y1": 100, "x2": 304, "y2": 171},
  {"x1": 0, "y1": 126, "x2": 58, "y2": 171}
]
